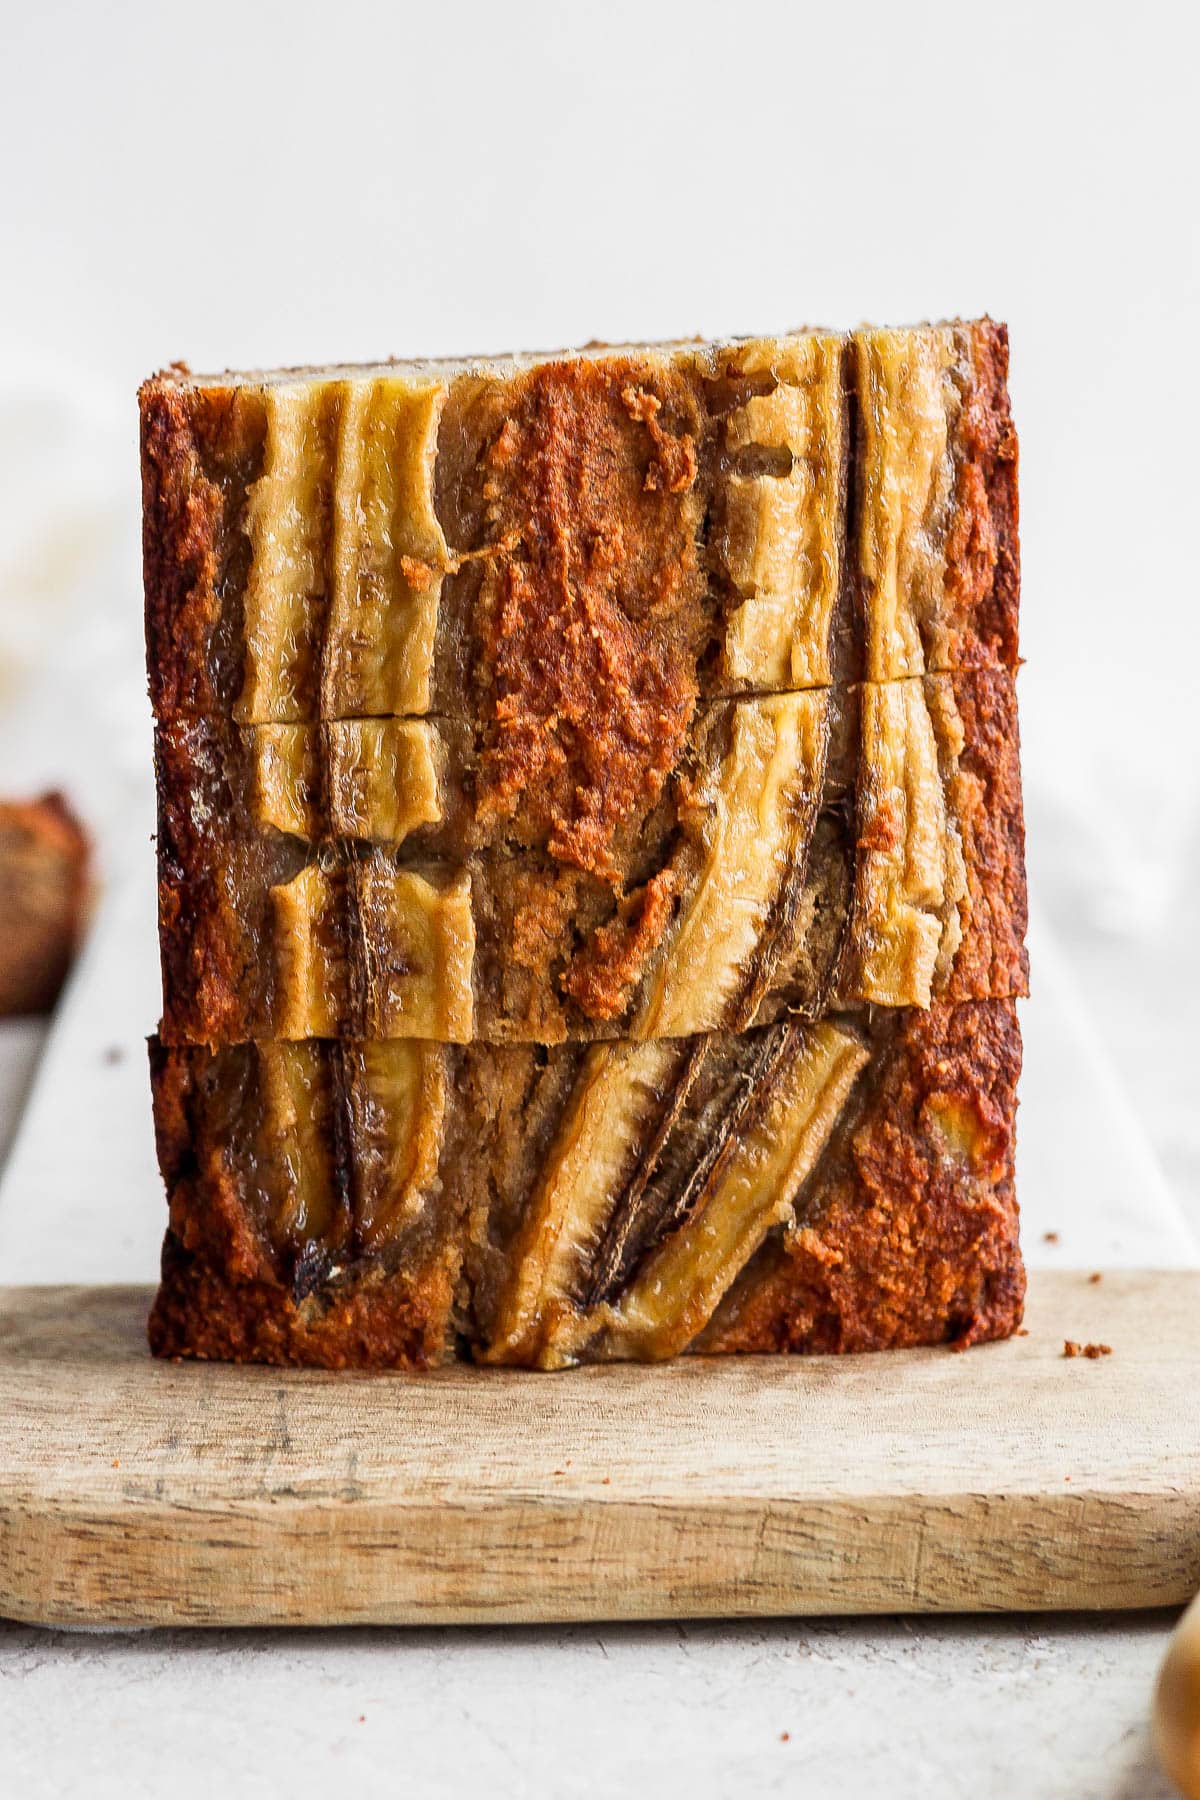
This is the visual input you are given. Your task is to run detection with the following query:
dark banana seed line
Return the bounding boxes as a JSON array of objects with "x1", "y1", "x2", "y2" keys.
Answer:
[{"x1": 583, "y1": 1022, "x2": 799, "y2": 1313}]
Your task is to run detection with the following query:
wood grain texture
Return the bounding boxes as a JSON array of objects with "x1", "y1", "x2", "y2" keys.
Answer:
[{"x1": 1, "y1": 1271, "x2": 1196, "y2": 1628}]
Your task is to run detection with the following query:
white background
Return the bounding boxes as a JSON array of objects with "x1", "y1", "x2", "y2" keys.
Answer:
[{"x1": 0, "y1": 2, "x2": 1197, "y2": 1794}]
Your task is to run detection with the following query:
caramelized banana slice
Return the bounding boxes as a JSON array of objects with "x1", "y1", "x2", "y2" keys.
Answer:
[
  {"x1": 338, "y1": 1040, "x2": 448, "y2": 1251},
  {"x1": 636, "y1": 690, "x2": 829, "y2": 1037},
  {"x1": 842, "y1": 679, "x2": 966, "y2": 1007},
  {"x1": 854, "y1": 326, "x2": 958, "y2": 682},
  {"x1": 269, "y1": 860, "x2": 475, "y2": 1039},
  {"x1": 482, "y1": 1039, "x2": 682, "y2": 1364},
  {"x1": 255, "y1": 1041, "x2": 342, "y2": 1249},
  {"x1": 321, "y1": 378, "x2": 447, "y2": 718},
  {"x1": 251, "y1": 720, "x2": 445, "y2": 844},
  {"x1": 546, "y1": 1022, "x2": 868, "y2": 1364},
  {"x1": 270, "y1": 864, "x2": 348, "y2": 1038},
  {"x1": 717, "y1": 334, "x2": 844, "y2": 690},
  {"x1": 237, "y1": 385, "x2": 337, "y2": 723}
]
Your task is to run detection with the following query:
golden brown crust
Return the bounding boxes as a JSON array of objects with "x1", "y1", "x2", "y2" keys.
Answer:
[
  {"x1": 141, "y1": 382, "x2": 221, "y2": 719},
  {"x1": 141, "y1": 381, "x2": 263, "y2": 720},
  {"x1": 944, "y1": 321, "x2": 1020, "y2": 674},
  {"x1": 942, "y1": 667, "x2": 1028, "y2": 1000},
  {"x1": 154, "y1": 717, "x2": 263, "y2": 1045},
  {"x1": 559, "y1": 868, "x2": 678, "y2": 1019},
  {"x1": 148, "y1": 1233, "x2": 454, "y2": 1369},
  {"x1": 702, "y1": 1000, "x2": 1024, "y2": 1354},
  {"x1": 148, "y1": 1037, "x2": 274, "y2": 1285}
]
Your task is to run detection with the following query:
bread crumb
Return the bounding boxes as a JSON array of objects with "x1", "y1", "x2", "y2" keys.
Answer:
[
  {"x1": 1016, "y1": 1328, "x2": 1029, "y2": 1337},
  {"x1": 1063, "y1": 1340, "x2": 1112, "y2": 1359},
  {"x1": 1043, "y1": 1231, "x2": 1059, "y2": 1243},
  {"x1": 780, "y1": 1731, "x2": 791, "y2": 1743},
  {"x1": 111, "y1": 1458, "x2": 120, "y2": 1469},
  {"x1": 1088, "y1": 1272, "x2": 1102, "y2": 1283}
]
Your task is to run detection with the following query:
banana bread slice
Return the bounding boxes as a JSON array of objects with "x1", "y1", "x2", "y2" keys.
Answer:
[
  {"x1": 141, "y1": 321, "x2": 1018, "y2": 741},
  {"x1": 155, "y1": 669, "x2": 1026, "y2": 1046},
  {"x1": 147, "y1": 998, "x2": 1023, "y2": 1368}
]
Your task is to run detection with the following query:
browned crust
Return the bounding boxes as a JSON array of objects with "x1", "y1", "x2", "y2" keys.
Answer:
[
  {"x1": 141, "y1": 381, "x2": 225, "y2": 720},
  {"x1": 945, "y1": 320, "x2": 1021, "y2": 672},
  {"x1": 146, "y1": 1042, "x2": 455, "y2": 1368},
  {"x1": 141, "y1": 379, "x2": 262, "y2": 720},
  {"x1": 0, "y1": 792, "x2": 90, "y2": 1015},
  {"x1": 944, "y1": 668, "x2": 1028, "y2": 1000},
  {"x1": 148, "y1": 1235, "x2": 454, "y2": 1369},
  {"x1": 703, "y1": 1000, "x2": 1024, "y2": 1354},
  {"x1": 154, "y1": 717, "x2": 267, "y2": 1046},
  {"x1": 148, "y1": 1036, "x2": 268, "y2": 1284},
  {"x1": 559, "y1": 868, "x2": 678, "y2": 1018}
]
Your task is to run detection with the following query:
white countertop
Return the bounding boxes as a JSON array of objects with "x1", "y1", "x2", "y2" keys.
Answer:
[{"x1": 0, "y1": 1613, "x2": 1182, "y2": 1800}]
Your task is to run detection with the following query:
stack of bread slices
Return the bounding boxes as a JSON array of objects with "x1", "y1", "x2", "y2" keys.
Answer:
[{"x1": 141, "y1": 322, "x2": 1026, "y2": 1368}]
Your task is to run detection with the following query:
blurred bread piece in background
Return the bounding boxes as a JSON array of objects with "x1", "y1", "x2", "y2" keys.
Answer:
[{"x1": 0, "y1": 793, "x2": 89, "y2": 1014}]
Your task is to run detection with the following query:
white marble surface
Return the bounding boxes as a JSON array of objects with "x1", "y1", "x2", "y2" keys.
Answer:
[{"x1": 0, "y1": 1615, "x2": 1181, "y2": 1800}]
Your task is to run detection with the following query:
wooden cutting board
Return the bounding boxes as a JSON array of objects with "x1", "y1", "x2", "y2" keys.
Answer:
[{"x1": 1, "y1": 1270, "x2": 1197, "y2": 1628}]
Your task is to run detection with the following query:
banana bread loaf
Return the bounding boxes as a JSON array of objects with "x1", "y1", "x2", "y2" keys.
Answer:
[{"x1": 141, "y1": 318, "x2": 1026, "y2": 1371}]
